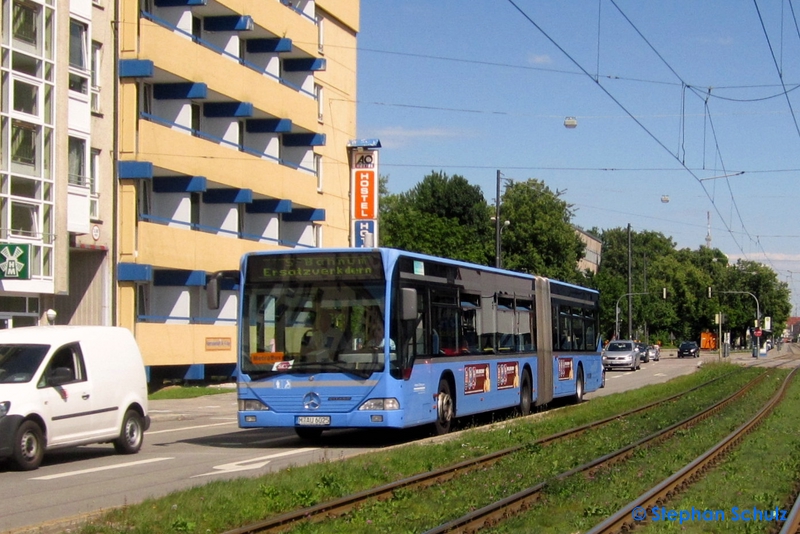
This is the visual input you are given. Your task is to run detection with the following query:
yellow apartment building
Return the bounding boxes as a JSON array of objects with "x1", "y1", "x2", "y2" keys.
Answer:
[{"x1": 116, "y1": 0, "x2": 359, "y2": 381}]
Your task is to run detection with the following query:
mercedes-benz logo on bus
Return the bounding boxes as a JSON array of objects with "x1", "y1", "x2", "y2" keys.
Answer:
[{"x1": 303, "y1": 392, "x2": 321, "y2": 410}]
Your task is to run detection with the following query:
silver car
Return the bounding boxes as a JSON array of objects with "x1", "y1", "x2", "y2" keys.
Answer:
[{"x1": 603, "y1": 340, "x2": 640, "y2": 371}]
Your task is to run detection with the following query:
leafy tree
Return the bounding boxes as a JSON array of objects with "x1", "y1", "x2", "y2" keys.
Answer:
[
  {"x1": 379, "y1": 171, "x2": 492, "y2": 264},
  {"x1": 499, "y1": 179, "x2": 585, "y2": 283}
]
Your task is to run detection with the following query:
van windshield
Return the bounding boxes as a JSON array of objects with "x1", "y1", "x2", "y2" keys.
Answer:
[{"x1": 0, "y1": 344, "x2": 50, "y2": 383}]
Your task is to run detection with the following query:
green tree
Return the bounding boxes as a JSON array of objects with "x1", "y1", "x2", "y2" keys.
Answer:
[
  {"x1": 379, "y1": 171, "x2": 492, "y2": 264},
  {"x1": 499, "y1": 179, "x2": 585, "y2": 283}
]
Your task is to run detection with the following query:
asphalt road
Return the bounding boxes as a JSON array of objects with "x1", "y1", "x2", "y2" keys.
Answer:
[{"x1": 2, "y1": 348, "x2": 789, "y2": 533}]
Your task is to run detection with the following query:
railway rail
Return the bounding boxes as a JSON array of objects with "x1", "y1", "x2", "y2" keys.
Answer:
[
  {"x1": 588, "y1": 365, "x2": 798, "y2": 534},
  {"x1": 223, "y1": 362, "x2": 770, "y2": 534}
]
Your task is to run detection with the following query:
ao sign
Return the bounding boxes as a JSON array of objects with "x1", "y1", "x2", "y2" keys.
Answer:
[{"x1": 348, "y1": 141, "x2": 380, "y2": 247}]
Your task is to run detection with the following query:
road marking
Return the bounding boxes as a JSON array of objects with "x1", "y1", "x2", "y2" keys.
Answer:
[
  {"x1": 31, "y1": 457, "x2": 174, "y2": 480},
  {"x1": 192, "y1": 448, "x2": 320, "y2": 478},
  {"x1": 147, "y1": 421, "x2": 236, "y2": 435}
]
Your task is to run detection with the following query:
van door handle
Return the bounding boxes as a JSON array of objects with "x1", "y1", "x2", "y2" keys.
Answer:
[{"x1": 82, "y1": 394, "x2": 90, "y2": 400}]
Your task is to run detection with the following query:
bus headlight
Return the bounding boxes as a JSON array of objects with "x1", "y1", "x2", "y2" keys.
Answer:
[
  {"x1": 359, "y1": 398, "x2": 400, "y2": 411},
  {"x1": 239, "y1": 399, "x2": 270, "y2": 411},
  {"x1": 0, "y1": 401, "x2": 9, "y2": 417}
]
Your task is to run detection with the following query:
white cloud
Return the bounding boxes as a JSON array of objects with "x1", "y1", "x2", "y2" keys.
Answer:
[{"x1": 528, "y1": 53, "x2": 553, "y2": 65}]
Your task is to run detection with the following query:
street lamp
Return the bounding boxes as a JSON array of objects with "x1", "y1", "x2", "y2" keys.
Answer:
[
  {"x1": 615, "y1": 292, "x2": 649, "y2": 340},
  {"x1": 491, "y1": 217, "x2": 510, "y2": 268},
  {"x1": 716, "y1": 290, "x2": 760, "y2": 357}
]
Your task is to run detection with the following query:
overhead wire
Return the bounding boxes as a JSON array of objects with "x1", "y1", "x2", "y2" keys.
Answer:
[{"x1": 504, "y1": 0, "x2": 750, "y2": 259}]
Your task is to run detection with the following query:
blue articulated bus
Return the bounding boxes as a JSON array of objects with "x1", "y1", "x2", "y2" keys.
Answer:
[{"x1": 216, "y1": 248, "x2": 602, "y2": 439}]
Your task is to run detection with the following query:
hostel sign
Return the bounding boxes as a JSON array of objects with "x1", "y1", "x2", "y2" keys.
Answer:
[
  {"x1": 348, "y1": 139, "x2": 381, "y2": 247},
  {"x1": 0, "y1": 243, "x2": 30, "y2": 279}
]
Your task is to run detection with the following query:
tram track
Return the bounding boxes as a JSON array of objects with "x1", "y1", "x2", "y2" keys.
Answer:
[
  {"x1": 421, "y1": 363, "x2": 790, "y2": 534},
  {"x1": 588, "y1": 364, "x2": 799, "y2": 534},
  {"x1": 222, "y1": 363, "x2": 767, "y2": 534}
]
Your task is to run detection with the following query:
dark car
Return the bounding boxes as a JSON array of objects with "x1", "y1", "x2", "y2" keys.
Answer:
[
  {"x1": 637, "y1": 342, "x2": 649, "y2": 363},
  {"x1": 678, "y1": 341, "x2": 700, "y2": 358}
]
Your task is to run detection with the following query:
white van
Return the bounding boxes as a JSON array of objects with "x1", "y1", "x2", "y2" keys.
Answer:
[{"x1": 0, "y1": 326, "x2": 150, "y2": 470}]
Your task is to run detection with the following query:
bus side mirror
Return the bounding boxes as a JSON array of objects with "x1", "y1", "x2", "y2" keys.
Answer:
[
  {"x1": 401, "y1": 288, "x2": 417, "y2": 321},
  {"x1": 206, "y1": 270, "x2": 239, "y2": 310},
  {"x1": 207, "y1": 275, "x2": 221, "y2": 310}
]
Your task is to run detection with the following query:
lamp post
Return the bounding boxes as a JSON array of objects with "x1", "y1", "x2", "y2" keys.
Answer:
[
  {"x1": 492, "y1": 216, "x2": 510, "y2": 268},
  {"x1": 615, "y1": 292, "x2": 650, "y2": 340},
  {"x1": 717, "y1": 290, "x2": 760, "y2": 357}
]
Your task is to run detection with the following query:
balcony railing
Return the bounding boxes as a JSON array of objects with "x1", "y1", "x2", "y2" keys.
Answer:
[
  {"x1": 141, "y1": 11, "x2": 314, "y2": 97},
  {"x1": 140, "y1": 213, "x2": 316, "y2": 249},
  {"x1": 141, "y1": 112, "x2": 314, "y2": 173}
]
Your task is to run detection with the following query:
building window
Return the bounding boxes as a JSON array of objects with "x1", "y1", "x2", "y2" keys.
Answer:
[
  {"x1": 315, "y1": 153, "x2": 322, "y2": 192},
  {"x1": 69, "y1": 20, "x2": 89, "y2": 94},
  {"x1": 313, "y1": 224, "x2": 322, "y2": 247},
  {"x1": 12, "y1": 2, "x2": 38, "y2": 44},
  {"x1": 137, "y1": 180, "x2": 151, "y2": 218},
  {"x1": 68, "y1": 137, "x2": 87, "y2": 186},
  {"x1": 238, "y1": 204, "x2": 245, "y2": 237},
  {"x1": 316, "y1": 15, "x2": 324, "y2": 54},
  {"x1": 190, "y1": 192, "x2": 200, "y2": 228},
  {"x1": 140, "y1": 83, "x2": 152, "y2": 115},
  {"x1": 10, "y1": 202, "x2": 38, "y2": 237},
  {"x1": 13, "y1": 79, "x2": 39, "y2": 116},
  {"x1": 315, "y1": 84, "x2": 323, "y2": 122},
  {"x1": 90, "y1": 41, "x2": 102, "y2": 113},
  {"x1": 90, "y1": 149, "x2": 100, "y2": 219},
  {"x1": 191, "y1": 103, "x2": 200, "y2": 135},
  {"x1": 192, "y1": 16, "x2": 202, "y2": 43},
  {"x1": 11, "y1": 120, "x2": 37, "y2": 165},
  {"x1": 136, "y1": 284, "x2": 150, "y2": 318}
]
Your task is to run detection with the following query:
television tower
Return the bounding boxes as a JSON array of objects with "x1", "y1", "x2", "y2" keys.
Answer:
[{"x1": 705, "y1": 211, "x2": 712, "y2": 249}]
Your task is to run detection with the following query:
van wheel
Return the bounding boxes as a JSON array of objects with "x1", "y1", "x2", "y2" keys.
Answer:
[
  {"x1": 12, "y1": 420, "x2": 44, "y2": 471},
  {"x1": 573, "y1": 367, "x2": 585, "y2": 404},
  {"x1": 518, "y1": 371, "x2": 533, "y2": 416},
  {"x1": 434, "y1": 378, "x2": 454, "y2": 435},
  {"x1": 114, "y1": 409, "x2": 144, "y2": 454}
]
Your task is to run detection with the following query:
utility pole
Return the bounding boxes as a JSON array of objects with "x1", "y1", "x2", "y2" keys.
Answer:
[
  {"x1": 495, "y1": 170, "x2": 501, "y2": 268},
  {"x1": 627, "y1": 223, "x2": 632, "y2": 339}
]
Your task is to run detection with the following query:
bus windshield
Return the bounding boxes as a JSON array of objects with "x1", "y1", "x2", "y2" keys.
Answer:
[{"x1": 241, "y1": 280, "x2": 389, "y2": 379}]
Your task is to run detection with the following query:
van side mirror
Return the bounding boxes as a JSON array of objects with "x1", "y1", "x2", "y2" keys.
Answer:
[
  {"x1": 401, "y1": 288, "x2": 417, "y2": 321},
  {"x1": 47, "y1": 367, "x2": 73, "y2": 387}
]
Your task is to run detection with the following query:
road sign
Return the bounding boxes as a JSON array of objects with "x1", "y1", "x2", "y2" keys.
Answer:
[{"x1": 754, "y1": 328, "x2": 762, "y2": 337}]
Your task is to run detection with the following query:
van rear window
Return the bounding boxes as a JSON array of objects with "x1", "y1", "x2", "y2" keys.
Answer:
[{"x1": 0, "y1": 344, "x2": 49, "y2": 383}]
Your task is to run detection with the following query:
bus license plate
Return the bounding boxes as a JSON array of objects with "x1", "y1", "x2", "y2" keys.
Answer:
[{"x1": 297, "y1": 416, "x2": 330, "y2": 426}]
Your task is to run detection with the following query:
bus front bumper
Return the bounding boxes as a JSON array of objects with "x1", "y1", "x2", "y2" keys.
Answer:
[{"x1": 238, "y1": 410, "x2": 406, "y2": 429}]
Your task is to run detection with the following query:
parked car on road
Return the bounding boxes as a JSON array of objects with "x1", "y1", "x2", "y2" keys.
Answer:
[
  {"x1": 603, "y1": 340, "x2": 640, "y2": 371},
  {"x1": 678, "y1": 341, "x2": 700, "y2": 358},
  {"x1": 0, "y1": 326, "x2": 150, "y2": 471},
  {"x1": 647, "y1": 345, "x2": 661, "y2": 361},
  {"x1": 637, "y1": 342, "x2": 649, "y2": 363}
]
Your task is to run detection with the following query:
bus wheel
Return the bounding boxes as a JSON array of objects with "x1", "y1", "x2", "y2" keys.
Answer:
[
  {"x1": 434, "y1": 378, "x2": 454, "y2": 435},
  {"x1": 573, "y1": 367, "x2": 584, "y2": 404},
  {"x1": 519, "y1": 372, "x2": 533, "y2": 416},
  {"x1": 295, "y1": 427, "x2": 323, "y2": 440}
]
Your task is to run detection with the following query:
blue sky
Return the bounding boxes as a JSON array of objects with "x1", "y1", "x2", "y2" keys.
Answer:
[{"x1": 356, "y1": 1, "x2": 800, "y2": 316}]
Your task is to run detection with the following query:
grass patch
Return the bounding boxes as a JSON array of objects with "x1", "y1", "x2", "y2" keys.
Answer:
[
  {"x1": 148, "y1": 385, "x2": 233, "y2": 400},
  {"x1": 79, "y1": 362, "x2": 759, "y2": 533},
  {"x1": 487, "y1": 368, "x2": 789, "y2": 533}
]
